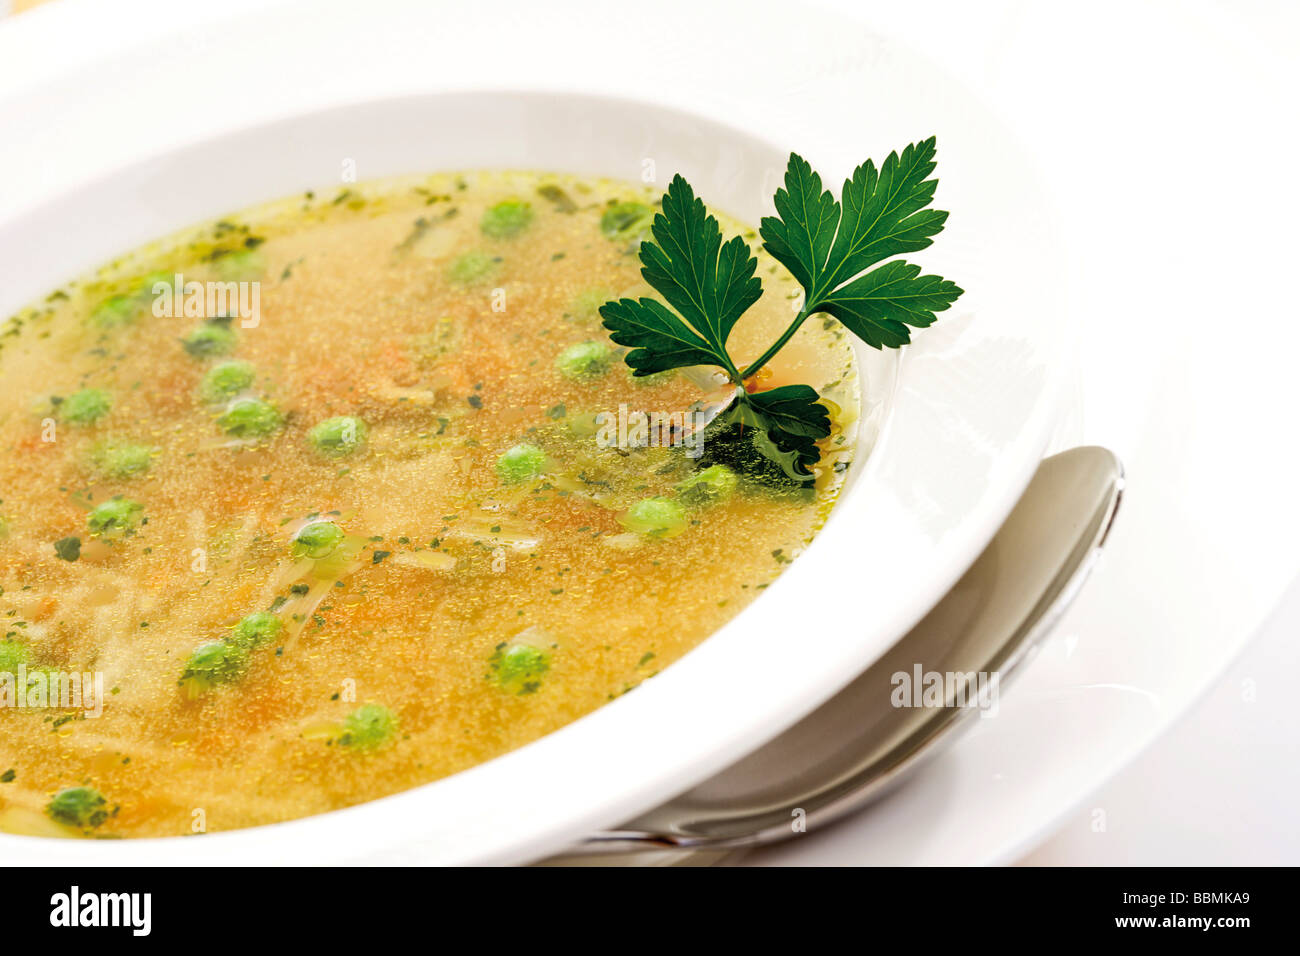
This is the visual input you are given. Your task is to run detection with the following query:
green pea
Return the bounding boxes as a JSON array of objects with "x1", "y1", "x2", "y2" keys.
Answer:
[
  {"x1": 87, "y1": 496, "x2": 143, "y2": 536},
  {"x1": 488, "y1": 642, "x2": 550, "y2": 695},
  {"x1": 291, "y1": 520, "x2": 345, "y2": 560},
  {"x1": 46, "y1": 786, "x2": 110, "y2": 829},
  {"x1": 218, "y1": 397, "x2": 282, "y2": 438},
  {"x1": 0, "y1": 640, "x2": 30, "y2": 673},
  {"x1": 199, "y1": 360, "x2": 255, "y2": 403},
  {"x1": 181, "y1": 320, "x2": 237, "y2": 358},
  {"x1": 555, "y1": 341, "x2": 611, "y2": 381},
  {"x1": 90, "y1": 440, "x2": 156, "y2": 479},
  {"x1": 59, "y1": 388, "x2": 112, "y2": 425},
  {"x1": 676, "y1": 464, "x2": 738, "y2": 508},
  {"x1": 307, "y1": 416, "x2": 367, "y2": 457},
  {"x1": 447, "y1": 250, "x2": 499, "y2": 286},
  {"x1": 600, "y1": 201, "x2": 655, "y2": 242},
  {"x1": 495, "y1": 443, "x2": 548, "y2": 484},
  {"x1": 338, "y1": 704, "x2": 398, "y2": 751},
  {"x1": 180, "y1": 640, "x2": 248, "y2": 695},
  {"x1": 228, "y1": 611, "x2": 283, "y2": 649},
  {"x1": 619, "y1": 497, "x2": 687, "y2": 539},
  {"x1": 90, "y1": 295, "x2": 136, "y2": 328},
  {"x1": 480, "y1": 199, "x2": 534, "y2": 239}
]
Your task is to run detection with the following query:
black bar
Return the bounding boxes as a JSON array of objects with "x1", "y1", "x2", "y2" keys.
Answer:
[{"x1": 3, "y1": 865, "x2": 1279, "y2": 940}]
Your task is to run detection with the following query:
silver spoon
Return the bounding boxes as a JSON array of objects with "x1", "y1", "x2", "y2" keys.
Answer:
[{"x1": 548, "y1": 445, "x2": 1123, "y2": 861}]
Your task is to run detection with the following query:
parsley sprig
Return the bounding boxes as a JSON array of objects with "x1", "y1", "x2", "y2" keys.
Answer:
[{"x1": 600, "y1": 138, "x2": 963, "y2": 478}]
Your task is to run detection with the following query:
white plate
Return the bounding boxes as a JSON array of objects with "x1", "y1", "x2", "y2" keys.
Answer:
[{"x1": 0, "y1": 0, "x2": 1067, "y2": 864}]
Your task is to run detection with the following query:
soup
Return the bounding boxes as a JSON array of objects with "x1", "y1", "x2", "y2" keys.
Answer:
[{"x1": 0, "y1": 170, "x2": 859, "y2": 838}]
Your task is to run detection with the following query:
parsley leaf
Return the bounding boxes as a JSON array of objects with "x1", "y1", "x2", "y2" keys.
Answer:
[
  {"x1": 723, "y1": 385, "x2": 832, "y2": 478},
  {"x1": 599, "y1": 297, "x2": 726, "y2": 375},
  {"x1": 601, "y1": 175, "x2": 760, "y2": 379},
  {"x1": 54, "y1": 536, "x2": 81, "y2": 562},
  {"x1": 746, "y1": 385, "x2": 832, "y2": 442},
  {"x1": 756, "y1": 154, "x2": 840, "y2": 299},
  {"x1": 818, "y1": 260, "x2": 964, "y2": 349},
  {"x1": 752, "y1": 138, "x2": 962, "y2": 369},
  {"x1": 823, "y1": 137, "x2": 950, "y2": 293},
  {"x1": 599, "y1": 141, "x2": 962, "y2": 480}
]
